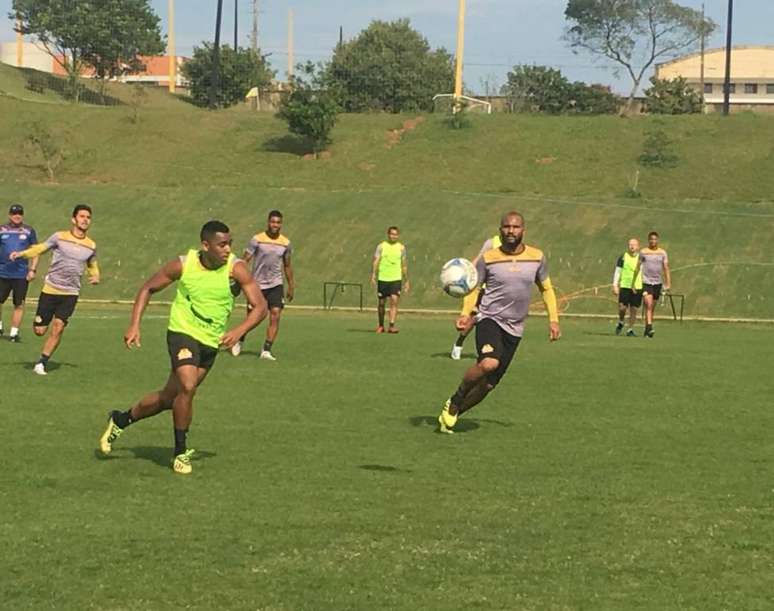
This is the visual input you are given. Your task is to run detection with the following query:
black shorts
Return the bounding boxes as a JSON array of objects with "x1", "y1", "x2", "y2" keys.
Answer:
[
  {"x1": 475, "y1": 317, "x2": 522, "y2": 388},
  {"x1": 0, "y1": 278, "x2": 29, "y2": 307},
  {"x1": 167, "y1": 330, "x2": 218, "y2": 370},
  {"x1": 643, "y1": 283, "x2": 663, "y2": 301},
  {"x1": 618, "y1": 287, "x2": 642, "y2": 308},
  {"x1": 34, "y1": 292, "x2": 78, "y2": 326},
  {"x1": 262, "y1": 285, "x2": 284, "y2": 310},
  {"x1": 377, "y1": 280, "x2": 401, "y2": 298}
]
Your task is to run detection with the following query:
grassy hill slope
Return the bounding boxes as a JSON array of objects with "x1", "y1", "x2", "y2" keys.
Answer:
[{"x1": 1, "y1": 64, "x2": 772, "y2": 318}]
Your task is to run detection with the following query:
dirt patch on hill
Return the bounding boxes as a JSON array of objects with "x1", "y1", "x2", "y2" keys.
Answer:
[{"x1": 385, "y1": 116, "x2": 425, "y2": 149}]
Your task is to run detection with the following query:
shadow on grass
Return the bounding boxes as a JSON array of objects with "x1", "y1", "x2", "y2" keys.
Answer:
[
  {"x1": 262, "y1": 135, "x2": 312, "y2": 157},
  {"x1": 358, "y1": 464, "x2": 412, "y2": 474},
  {"x1": 12, "y1": 360, "x2": 78, "y2": 372},
  {"x1": 347, "y1": 328, "x2": 380, "y2": 334},
  {"x1": 429, "y1": 352, "x2": 476, "y2": 359},
  {"x1": 409, "y1": 415, "x2": 514, "y2": 432},
  {"x1": 408, "y1": 415, "x2": 480, "y2": 433},
  {"x1": 94, "y1": 446, "x2": 217, "y2": 468}
]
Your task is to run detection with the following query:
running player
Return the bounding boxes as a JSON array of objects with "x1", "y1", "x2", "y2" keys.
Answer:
[
  {"x1": 450, "y1": 233, "x2": 501, "y2": 360},
  {"x1": 0, "y1": 203, "x2": 38, "y2": 342},
  {"x1": 633, "y1": 231, "x2": 671, "y2": 338},
  {"x1": 10, "y1": 204, "x2": 98, "y2": 375},
  {"x1": 612, "y1": 238, "x2": 642, "y2": 336},
  {"x1": 438, "y1": 212, "x2": 561, "y2": 434},
  {"x1": 231, "y1": 210, "x2": 294, "y2": 360},
  {"x1": 98, "y1": 220, "x2": 268, "y2": 474},
  {"x1": 371, "y1": 226, "x2": 409, "y2": 333}
]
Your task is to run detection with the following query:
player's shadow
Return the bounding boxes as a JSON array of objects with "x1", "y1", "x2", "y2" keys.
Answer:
[
  {"x1": 429, "y1": 352, "x2": 475, "y2": 359},
  {"x1": 358, "y1": 464, "x2": 412, "y2": 474},
  {"x1": 346, "y1": 328, "x2": 379, "y2": 333},
  {"x1": 408, "y1": 415, "x2": 480, "y2": 433},
  {"x1": 94, "y1": 446, "x2": 217, "y2": 468},
  {"x1": 16, "y1": 361, "x2": 77, "y2": 371}
]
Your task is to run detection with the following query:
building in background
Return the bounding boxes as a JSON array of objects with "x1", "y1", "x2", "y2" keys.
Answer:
[
  {"x1": 1, "y1": 41, "x2": 187, "y2": 89},
  {"x1": 656, "y1": 46, "x2": 774, "y2": 112}
]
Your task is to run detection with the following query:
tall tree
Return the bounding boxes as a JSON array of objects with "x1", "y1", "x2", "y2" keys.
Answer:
[
  {"x1": 564, "y1": 0, "x2": 715, "y2": 113},
  {"x1": 182, "y1": 44, "x2": 274, "y2": 108},
  {"x1": 326, "y1": 19, "x2": 454, "y2": 113},
  {"x1": 12, "y1": 0, "x2": 164, "y2": 102}
]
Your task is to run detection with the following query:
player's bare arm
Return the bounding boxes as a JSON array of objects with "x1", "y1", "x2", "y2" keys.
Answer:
[
  {"x1": 284, "y1": 255, "x2": 295, "y2": 302},
  {"x1": 220, "y1": 260, "x2": 268, "y2": 348},
  {"x1": 402, "y1": 253, "x2": 410, "y2": 293},
  {"x1": 370, "y1": 254, "x2": 380, "y2": 286},
  {"x1": 124, "y1": 259, "x2": 183, "y2": 349},
  {"x1": 663, "y1": 260, "x2": 672, "y2": 291}
]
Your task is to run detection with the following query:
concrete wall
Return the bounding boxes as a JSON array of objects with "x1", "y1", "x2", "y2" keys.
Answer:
[{"x1": 0, "y1": 41, "x2": 53, "y2": 73}]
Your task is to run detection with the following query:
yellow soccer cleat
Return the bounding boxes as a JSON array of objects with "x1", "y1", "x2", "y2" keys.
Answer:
[
  {"x1": 172, "y1": 449, "x2": 195, "y2": 475},
  {"x1": 438, "y1": 399, "x2": 458, "y2": 434},
  {"x1": 99, "y1": 412, "x2": 124, "y2": 455}
]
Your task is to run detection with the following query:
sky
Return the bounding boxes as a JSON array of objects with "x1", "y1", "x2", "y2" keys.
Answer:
[{"x1": 2, "y1": 0, "x2": 773, "y2": 94}]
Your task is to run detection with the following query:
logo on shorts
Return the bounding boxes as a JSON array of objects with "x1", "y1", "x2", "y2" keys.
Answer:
[
  {"x1": 481, "y1": 344, "x2": 494, "y2": 354},
  {"x1": 176, "y1": 348, "x2": 193, "y2": 361},
  {"x1": 34, "y1": 315, "x2": 43, "y2": 324}
]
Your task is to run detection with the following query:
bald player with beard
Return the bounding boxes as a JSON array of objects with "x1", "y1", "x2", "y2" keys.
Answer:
[{"x1": 438, "y1": 211, "x2": 561, "y2": 434}]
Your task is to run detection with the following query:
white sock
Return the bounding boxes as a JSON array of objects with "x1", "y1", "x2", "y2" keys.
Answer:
[{"x1": 10, "y1": 326, "x2": 19, "y2": 337}]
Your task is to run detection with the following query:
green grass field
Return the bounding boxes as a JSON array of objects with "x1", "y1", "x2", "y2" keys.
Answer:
[{"x1": 2, "y1": 308, "x2": 773, "y2": 609}]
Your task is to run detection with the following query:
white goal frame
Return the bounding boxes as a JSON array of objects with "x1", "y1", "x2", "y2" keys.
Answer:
[{"x1": 432, "y1": 94, "x2": 492, "y2": 114}]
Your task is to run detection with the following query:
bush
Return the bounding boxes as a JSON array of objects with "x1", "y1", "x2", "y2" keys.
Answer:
[
  {"x1": 502, "y1": 65, "x2": 618, "y2": 115},
  {"x1": 644, "y1": 76, "x2": 703, "y2": 114},
  {"x1": 182, "y1": 44, "x2": 274, "y2": 108},
  {"x1": 639, "y1": 127, "x2": 679, "y2": 168},
  {"x1": 277, "y1": 63, "x2": 339, "y2": 158}
]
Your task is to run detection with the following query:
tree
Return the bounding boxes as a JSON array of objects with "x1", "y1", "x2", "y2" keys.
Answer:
[
  {"x1": 12, "y1": 0, "x2": 164, "y2": 103},
  {"x1": 501, "y1": 64, "x2": 619, "y2": 115},
  {"x1": 277, "y1": 63, "x2": 339, "y2": 158},
  {"x1": 644, "y1": 76, "x2": 702, "y2": 114},
  {"x1": 564, "y1": 0, "x2": 715, "y2": 113},
  {"x1": 182, "y1": 44, "x2": 274, "y2": 108},
  {"x1": 326, "y1": 19, "x2": 454, "y2": 113}
]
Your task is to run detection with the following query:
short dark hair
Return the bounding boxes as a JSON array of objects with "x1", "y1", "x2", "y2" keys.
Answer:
[
  {"x1": 200, "y1": 220, "x2": 230, "y2": 242},
  {"x1": 648, "y1": 231, "x2": 659, "y2": 238},
  {"x1": 72, "y1": 204, "x2": 92, "y2": 217},
  {"x1": 268, "y1": 210, "x2": 283, "y2": 220},
  {"x1": 387, "y1": 226, "x2": 399, "y2": 233}
]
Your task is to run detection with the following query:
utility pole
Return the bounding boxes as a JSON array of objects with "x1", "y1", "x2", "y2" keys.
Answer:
[
  {"x1": 16, "y1": 19, "x2": 23, "y2": 68},
  {"x1": 234, "y1": 0, "x2": 238, "y2": 49},
  {"x1": 210, "y1": 0, "x2": 224, "y2": 108},
  {"x1": 251, "y1": 0, "x2": 258, "y2": 52},
  {"x1": 288, "y1": 9, "x2": 294, "y2": 80},
  {"x1": 338, "y1": 26, "x2": 343, "y2": 50},
  {"x1": 722, "y1": 0, "x2": 734, "y2": 116},
  {"x1": 453, "y1": 0, "x2": 466, "y2": 106},
  {"x1": 699, "y1": 3, "x2": 705, "y2": 107},
  {"x1": 168, "y1": 0, "x2": 176, "y2": 93}
]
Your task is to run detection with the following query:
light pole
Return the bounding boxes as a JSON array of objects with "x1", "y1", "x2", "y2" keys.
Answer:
[
  {"x1": 168, "y1": 0, "x2": 176, "y2": 93},
  {"x1": 209, "y1": 0, "x2": 224, "y2": 108},
  {"x1": 453, "y1": 0, "x2": 466, "y2": 105},
  {"x1": 722, "y1": 0, "x2": 733, "y2": 116}
]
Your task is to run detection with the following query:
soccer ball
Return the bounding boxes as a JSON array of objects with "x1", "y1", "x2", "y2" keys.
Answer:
[{"x1": 440, "y1": 258, "x2": 478, "y2": 298}]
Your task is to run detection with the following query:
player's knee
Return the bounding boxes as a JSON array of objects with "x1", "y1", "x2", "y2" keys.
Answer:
[
  {"x1": 479, "y1": 357, "x2": 500, "y2": 374},
  {"x1": 33, "y1": 326, "x2": 47, "y2": 336}
]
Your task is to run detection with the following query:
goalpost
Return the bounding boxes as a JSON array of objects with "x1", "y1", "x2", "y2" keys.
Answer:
[{"x1": 434, "y1": 0, "x2": 492, "y2": 114}]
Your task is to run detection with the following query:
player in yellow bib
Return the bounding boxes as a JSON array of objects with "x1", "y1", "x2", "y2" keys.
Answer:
[
  {"x1": 371, "y1": 226, "x2": 409, "y2": 333},
  {"x1": 612, "y1": 238, "x2": 643, "y2": 336},
  {"x1": 98, "y1": 221, "x2": 268, "y2": 474}
]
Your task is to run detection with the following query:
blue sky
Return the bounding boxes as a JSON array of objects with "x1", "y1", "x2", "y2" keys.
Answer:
[{"x1": 3, "y1": 0, "x2": 773, "y2": 94}]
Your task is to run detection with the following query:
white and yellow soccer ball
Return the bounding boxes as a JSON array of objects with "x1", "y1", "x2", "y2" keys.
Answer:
[{"x1": 440, "y1": 258, "x2": 478, "y2": 298}]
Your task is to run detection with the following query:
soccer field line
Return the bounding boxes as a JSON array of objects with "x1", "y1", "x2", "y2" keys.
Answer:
[
  {"x1": 282, "y1": 186, "x2": 774, "y2": 219},
  {"x1": 23, "y1": 298, "x2": 774, "y2": 325}
]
